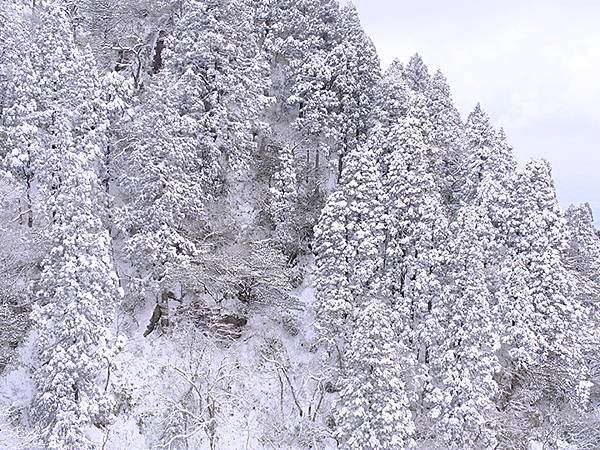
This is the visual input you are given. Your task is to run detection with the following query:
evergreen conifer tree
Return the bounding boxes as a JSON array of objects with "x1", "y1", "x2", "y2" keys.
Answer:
[
  {"x1": 27, "y1": 9, "x2": 122, "y2": 442},
  {"x1": 425, "y1": 70, "x2": 463, "y2": 202},
  {"x1": 335, "y1": 298, "x2": 415, "y2": 450},
  {"x1": 404, "y1": 53, "x2": 430, "y2": 94},
  {"x1": 499, "y1": 160, "x2": 591, "y2": 419},
  {"x1": 430, "y1": 206, "x2": 499, "y2": 449},
  {"x1": 314, "y1": 142, "x2": 384, "y2": 340}
]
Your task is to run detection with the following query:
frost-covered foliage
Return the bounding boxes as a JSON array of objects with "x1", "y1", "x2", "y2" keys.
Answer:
[
  {"x1": 432, "y1": 207, "x2": 499, "y2": 449},
  {"x1": 1, "y1": 1, "x2": 599, "y2": 449},
  {"x1": 269, "y1": 144, "x2": 300, "y2": 252},
  {"x1": 335, "y1": 298, "x2": 415, "y2": 450},
  {"x1": 1, "y1": 2, "x2": 123, "y2": 448},
  {"x1": 0, "y1": 178, "x2": 40, "y2": 372},
  {"x1": 313, "y1": 142, "x2": 385, "y2": 342},
  {"x1": 31, "y1": 163, "x2": 122, "y2": 449},
  {"x1": 565, "y1": 203, "x2": 600, "y2": 278}
]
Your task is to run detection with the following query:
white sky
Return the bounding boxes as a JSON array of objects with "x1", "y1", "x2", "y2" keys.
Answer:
[{"x1": 348, "y1": 0, "x2": 600, "y2": 224}]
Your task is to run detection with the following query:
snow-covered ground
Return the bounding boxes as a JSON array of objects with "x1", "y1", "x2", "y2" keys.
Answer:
[{"x1": 0, "y1": 280, "x2": 338, "y2": 450}]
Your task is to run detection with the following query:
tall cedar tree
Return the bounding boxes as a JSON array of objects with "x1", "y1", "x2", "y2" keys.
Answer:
[
  {"x1": 335, "y1": 298, "x2": 416, "y2": 450},
  {"x1": 28, "y1": 3, "x2": 121, "y2": 448}
]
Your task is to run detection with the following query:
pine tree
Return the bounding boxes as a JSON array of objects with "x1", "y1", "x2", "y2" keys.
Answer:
[
  {"x1": 459, "y1": 103, "x2": 498, "y2": 203},
  {"x1": 368, "y1": 94, "x2": 449, "y2": 430},
  {"x1": 378, "y1": 95, "x2": 447, "y2": 366},
  {"x1": 0, "y1": 53, "x2": 41, "y2": 228},
  {"x1": 115, "y1": 81, "x2": 211, "y2": 293},
  {"x1": 330, "y1": 4, "x2": 380, "y2": 182},
  {"x1": 99, "y1": 69, "x2": 134, "y2": 195},
  {"x1": 2, "y1": 1, "x2": 600, "y2": 447},
  {"x1": 464, "y1": 122, "x2": 518, "y2": 302},
  {"x1": 335, "y1": 298, "x2": 415, "y2": 450},
  {"x1": 30, "y1": 1, "x2": 79, "y2": 115},
  {"x1": 288, "y1": 47, "x2": 339, "y2": 166},
  {"x1": 491, "y1": 128, "x2": 518, "y2": 183},
  {"x1": 289, "y1": 3, "x2": 380, "y2": 184},
  {"x1": 313, "y1": 190, "x2": 352, "y2": 337},
  {"x1": 256, "y1": 0, "x2": 343, "y2": 249},
  {"x1": 70, "y1": 46, "x2": 113, "y2": 218},
  {"x1": 115, "y1": 0, "x2": 273, "y2": 293},
  {"x1": 256, "y1": 0, "x2": 341, "y2": 138},
  {"x1": 341, "y1": 143, "x2": 385, "y2": 298},
  {"x1": 256, "y1": 0, "x2": 339, "y2": 62}
]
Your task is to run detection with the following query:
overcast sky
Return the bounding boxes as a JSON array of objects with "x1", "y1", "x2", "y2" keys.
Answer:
[{"x1": 348, "y1": 0, "x2": 600, "y2": 224}]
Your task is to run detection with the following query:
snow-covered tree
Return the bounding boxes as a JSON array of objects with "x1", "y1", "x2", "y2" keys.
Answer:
[
  {"x1": 499, "y1": 159, "x2": 591, "y2": 421},
  {"x1": 404, "y1": 53, "x2": 430, "y2": 94},
  {"x1": 458, "y1": 104, "x2": 517, "y2": 209},
  {"x1": 0, "y1": 53, "x2": 41, "y2": 228},
  {"x1": 255, "y1": 0, "x2": 340, "y2": 168},
  {"x1": 429, "y1": 206, "x2": 499, "y2": 449},
  {"x1": 314, "y1": 142, "x2": 385, "y2": 340},
  {"x1": 99, "y1": 69, "x2": 134, "y2": 195},
  {"x1": 269, "y1": 144, "x2": 300, "y2": 253},
  {"x1": 288, "y1": 48, "x2": 339, "y2": 174},
  {"x1": 115, "y1": 0, "x2": 273, "y2": 295},
  {"x1": 31, "y1": 157, "x2": 121, "y2": 449},
  {"x1": 313, "y1": 190, "x2": 352, "y2": 337},
  {"x1": 378, "y1": 96, "x2": 447, "y2": 367},
  {"x1": 565, "y1": 203, "x2": 600, "y2": 278},
  {"x1": 425, "y1": 70, "x2": 463, "y2": 203},
  {"x1": 0, "y1": 4, "x2": 44, "y2": 228},
  {"x1": 75, "y1": 0, "x2": 182, "y2": 89},
  {"x1": 256, "y1": 0, "x2": 339, "y2": 62},
  {"x1": 492, "y1": 128, "x2": 518, "y2": 184},
  {"x1": 363, "y1": 93, "x2": 451, "y2": 433},
  {"x1": 329, "y1": 4, "x2": 380, "y2": 182},
  {"x1": 164, "y1": 0, "x2": 270, "y2": 172},
  {"x1": 29, "y1": 78, "x2": 120, "y2": 450},
  {"x1": 29, "y1": 1, "x2": 79, "y2": 111},
  {"x1": 115, "y1": 81, "x2": 211, "y2": 293},
  {"x1": 374, "y1": 59, "x2": 410, "y2": 128},
  {"x1": 15, "y1": 5, "x2": 124, "y2": 447},
  {"x1": 289, "y1": 3, "x2": 380, "y2": 184},
  {"x1": 335, "y1": 298, "x2": 415, "y2": 450}
]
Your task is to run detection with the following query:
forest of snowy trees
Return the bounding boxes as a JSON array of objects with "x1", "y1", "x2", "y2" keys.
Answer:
[{"x1": 1, "y1": 0, "x2": 600, "y2": 449}]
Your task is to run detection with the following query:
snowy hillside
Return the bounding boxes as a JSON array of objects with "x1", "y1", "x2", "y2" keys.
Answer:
[{"x1": 1, "y1": 1, "x2": 600, "y2": 449}]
